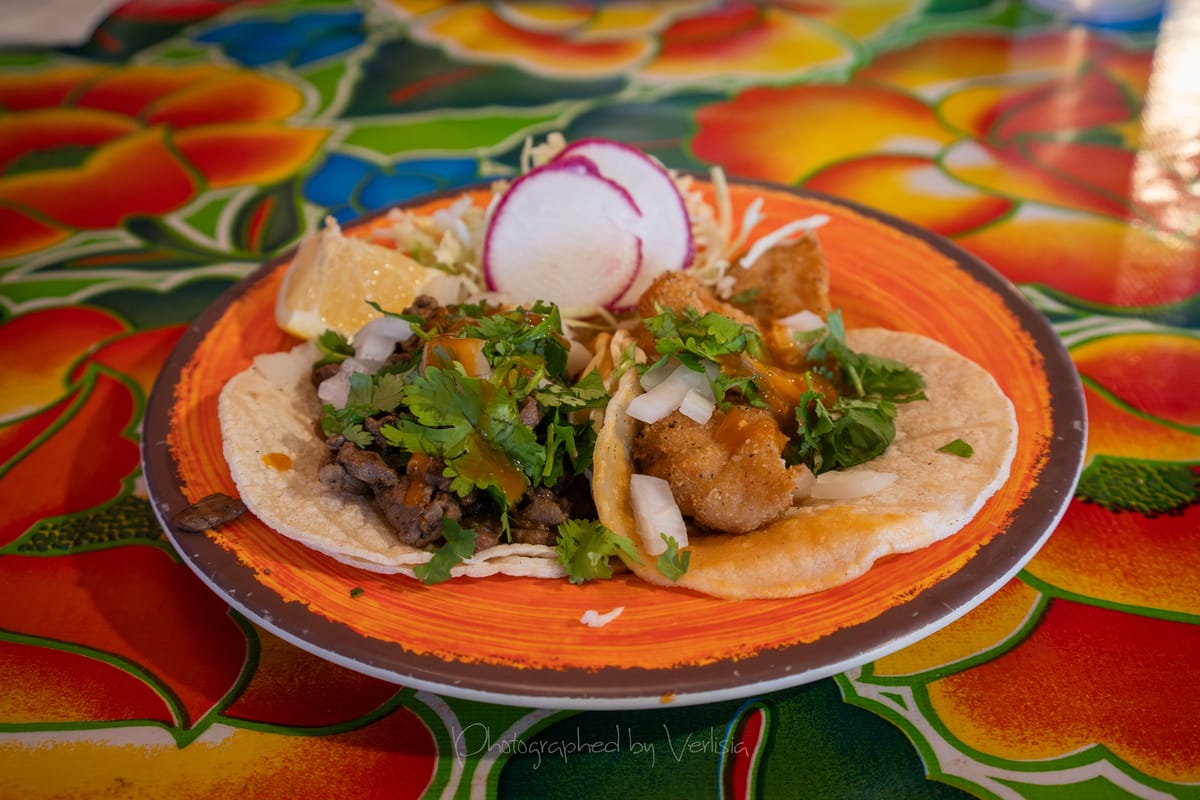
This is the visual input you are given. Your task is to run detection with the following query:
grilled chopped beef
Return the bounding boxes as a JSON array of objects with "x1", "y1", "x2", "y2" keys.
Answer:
[
  {"x1": 518, "y1": 396, "x2": 543, "y2": 428},
  {"x1": 404, "y1": 294, "x2": 440, "y2": 322},
  {"x1": 335, "y1": 442, "x2": 399, "y2": 486},
  {"x1": 314, "y1": 294, "x2": 593, "y2": 552},
  {"x1": 363, "y1": 414, "x2": 398, "y2": 449},
  {"x1": 173, "y1": 493, "x2": 246, "y2": 532},
  {"x1": 374, "y1": 478, "x2": 460, "y2": 547},
  {"x1": 312, "y1": 361, "x2": 341, "y2": 387},
  {"x1": 513, "y1": 487, "x2": 570, "y2": 529},
  {"x1": 317, "y1": 462, "x2": 370, "y2": 496}
]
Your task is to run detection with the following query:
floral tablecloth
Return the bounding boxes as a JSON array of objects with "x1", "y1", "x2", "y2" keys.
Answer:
[{"x1": 2, "y1": 1, "x2": 1198, "y2": 798}]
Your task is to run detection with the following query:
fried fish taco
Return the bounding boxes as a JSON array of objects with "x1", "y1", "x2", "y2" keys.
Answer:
[{"x1": 591, "y1": 268, "x2": 1018, "y2": 600}]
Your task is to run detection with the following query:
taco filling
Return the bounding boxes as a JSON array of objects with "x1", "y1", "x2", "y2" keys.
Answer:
[
  {"x1": 219, "y1": 295, "x2": 636, "y2": 584},
  {"x1": 592, "y1": 242, "x2": 1018, "y2": 600}
]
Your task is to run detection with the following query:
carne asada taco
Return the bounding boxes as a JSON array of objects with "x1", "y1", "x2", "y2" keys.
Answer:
[
  {"x1": 219, "y1": 296, "x2": 625, "y2": 584},
  {"x1": 591, "y1": 268, "x2": 1018, "y2": 600}
]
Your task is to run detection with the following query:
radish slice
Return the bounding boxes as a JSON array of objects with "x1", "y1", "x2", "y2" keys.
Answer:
[
  {"x1": 630, "y1": 474, "x2": 688, "y2": 555},
  {"x1": 483, "y1": 157, "x2": 643, "y2": 311},
  {"x1": 554, "y1": 139, "x2": 693, "y2": 309}
]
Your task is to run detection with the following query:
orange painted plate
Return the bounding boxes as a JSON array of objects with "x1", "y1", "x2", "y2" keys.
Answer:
[{"x1": 143, "y1": 179, "x2": 1085, "y2": 709}]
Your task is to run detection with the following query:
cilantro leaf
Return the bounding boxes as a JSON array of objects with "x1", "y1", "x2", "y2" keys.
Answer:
[
  {"x1": 540, "y1": 414, "x2": 597, "y2": 486},
  {"x1": 315, "y1": 329, "x2": 354, "y2": 365},
  {"x1": 793, "y1": 378, "x2": 898, "y2": 474},
  {"x1": 413, "y1": 518, "x2": 478, "y2": 585},
  {"x1": 729, "y1": 286, "x2": 763, "y2": 308},
  {"x1": 319, "y1": 370, "x2": 409, "y2": 445},
  {"x1": 644, "y1": 306, "x2": 764, "y2": 373},
  {"x1": 938, "y1": 438, "x2": 974, "y2": 458},
  {"x1": 656, "y1": 535, "x2": 691, "y2": 581},
  {"x1": 805, "y1": 310, "x2": 925, "y2": 402},
  {"x1": 383, "y1": 366, "x2": 542, "y2": 505},
  {"x1": 460, "y1": 303, "x2": 570, "y2": 379},
  {"x1": 555, "y1": 519, "x2": 641, "y2": 584},
  {"x1": 534, "y1": 368, "x2": 609, "y2": 410}
]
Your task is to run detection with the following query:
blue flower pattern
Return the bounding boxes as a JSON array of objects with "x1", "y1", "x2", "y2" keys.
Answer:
[
  {"x1": 196, "y1": 10, "x2": 365, "y2": 67},
  {"x1": 304, "y1": 153, "x2": 481, "y2": 223}
]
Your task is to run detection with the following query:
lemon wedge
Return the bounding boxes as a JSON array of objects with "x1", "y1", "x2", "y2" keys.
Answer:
[{"x1": 275, "y1": 218, "x2": 440, "y2": 340}]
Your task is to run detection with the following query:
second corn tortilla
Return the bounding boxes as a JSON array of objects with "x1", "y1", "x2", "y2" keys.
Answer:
[{"x1": 592, "y1": 328, "x2": 1018, "y2": 600}]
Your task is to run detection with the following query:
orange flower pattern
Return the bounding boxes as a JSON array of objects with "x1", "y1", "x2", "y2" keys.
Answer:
[
  {"x1": 0, "y1": 64, "x2": 327, "y2": 258},
  {"x1": 3, "y1": 1, "x2": 1198, "y2": 798}
]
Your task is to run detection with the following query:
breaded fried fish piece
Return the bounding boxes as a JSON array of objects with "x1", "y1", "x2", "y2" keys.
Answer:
[
  {"x1": 633, "y1": 407, "x2": 811, "y2": 534},
  {"x1": 729, "y1": 232, "x2": 832, "y2": 321}
]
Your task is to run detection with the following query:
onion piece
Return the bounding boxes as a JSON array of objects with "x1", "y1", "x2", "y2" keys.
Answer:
[
  {"x1": 738, "y1": 214, "x2": 831, "y2": 269},
  {"x1": 630, "y1": 474, "x2": 688, "y2": 556},
  {"x1": 775, "y1": 309, "x2": 826, "y2": 333},
  {"x1": 678, "y1": 388, "x2": 715, "y2": 424},
  {"x1": 792, "y1": 464, "x2": 816, "y2": 501},
  {"x1": 626, "y1": 362, "x2": 715, "y2": 424},
  {"x1": 810, "y1": 469, "x2": 897, "y2": 500},
  {"x1": 352, "y1": 315, "x2": 414, "y2": 362},
  {"x1": 317, "y1": 370, "x2": 350, "y2": 408},
  {"x1": 580, "y1": 607, "x2": 625, "y2": 628}
]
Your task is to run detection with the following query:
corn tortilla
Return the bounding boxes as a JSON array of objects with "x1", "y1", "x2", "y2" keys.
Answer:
[{"x1": 592, "y1": 328, "x2": 1018, "y2": 599}]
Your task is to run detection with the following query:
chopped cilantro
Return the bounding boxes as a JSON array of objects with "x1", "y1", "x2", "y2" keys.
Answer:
[
  {"x1": 349, "y1": 586, "x2": 365, "y2": 598},
  {"x1": 383, "y1": 366, "x2": 542, "y2": 505},
  {"x1": 787, "y1": 310, "x2": 926, "y2": 474},
  {"x1": 460, "y1": 302, "x2": 570, "y2": 378},
  {"x1": 643, "y1": 306, "x2": 766, "y2": 408},
  {"x1": 792, "y1": 377, "x2": 899, "y2": 474},
  {"x1": 804, "y1": 311, "x2": 925, "y2": 402},
  {"x1": 534, "y1": 368, "x2": 609, "y2": 410},
  {"x1": 413, "y1": 518, "x2": 478, "y2": 585},
  {"x1": 318, "y1": 299, "x2": 609, "y2": 543},
  {"x1": 315, "y1": 329, "x2": 354, "y2": 365},
  {"x1": 555, "y1": 519, "x2": 641, "y2": 584},
  {"x1": 320, "y1": 370, "x2": 409, "y2": 445},
  {"x1": 729, "y1": 286, "x2": 763, "y2": 308},
  {"x1": 938, "y1": 438, "x2": 974, "y2": 458},
  {"x1": 656, "y1": 535, "x2": 691, "y2": 581},
  {"x1": 644, "y1": 306, "x2": 764, "y2": 373}
]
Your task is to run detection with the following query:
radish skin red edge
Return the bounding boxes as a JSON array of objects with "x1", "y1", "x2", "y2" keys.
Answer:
[
  {"x1": 552, "y1": 139, "x2": 694, "y2": 310},
  {"x1": 482, "y1": 156, "x2": 645, "y2": 311}
]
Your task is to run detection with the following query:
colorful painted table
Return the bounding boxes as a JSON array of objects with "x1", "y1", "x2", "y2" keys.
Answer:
[{"x1": 2, "y1": 1, "x2": 1197, "y2": 798}]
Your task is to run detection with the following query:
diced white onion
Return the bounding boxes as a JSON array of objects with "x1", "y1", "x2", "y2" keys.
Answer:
[
  {"x1": 638, "y1": 361, "x2": 673, "y2": 390},
  {"x1": 792, "y1": 464, "x2": 816, "y2": 501},
  {"x1": 630, "y1": 474, "x2": 688, "y2": 555},
  {"x1": 352, "y1": 315, "x2": 413, "y2": 362},
  {"x1": 580, "y1": 607, "x2": 625, "y2": 628},
  {"x1": 678, "y1": 388, "x2": 715, "y2": 424},
  {"x1": 810, "y1": 469, "x2": 897, "y2": 500},
  {"x1": 738, "y1": 214, "x2": 831, "y2": 269},
  {"x1": 775, "y1": 309, "x2": 826, "y2": 333},
  {"x1": 317, "y1": 370, "x2": 350, "y2": 408},
  {"x1": 317, "y1": 357, "x2": 380, "y2": 409},
  {"x1": 627, "y1": 362, "x2": 715, "y2": 424}
]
